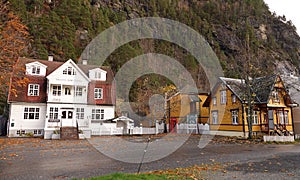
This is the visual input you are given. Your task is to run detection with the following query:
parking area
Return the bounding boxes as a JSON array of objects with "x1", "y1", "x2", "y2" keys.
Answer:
[{"x1": 1, "y1": 135, "x2": 300, "y2": 179}]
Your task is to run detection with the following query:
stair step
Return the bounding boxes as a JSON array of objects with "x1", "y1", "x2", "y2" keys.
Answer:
[{"x1": 60, "y1": 127, "x2": 78, "y2": 140}]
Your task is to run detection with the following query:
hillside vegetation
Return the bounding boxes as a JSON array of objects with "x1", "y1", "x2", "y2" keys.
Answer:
[{"x1": 3, "y1": 0, "x2": 300, "y2": 112}]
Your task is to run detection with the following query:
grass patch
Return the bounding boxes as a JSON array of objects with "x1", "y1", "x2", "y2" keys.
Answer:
[
  {"x1": 83, "y1": 164, "x2": 224, "y2": 180},
  {"x1": 84, "y1": 172, "x2": 188, "y2": 180}
]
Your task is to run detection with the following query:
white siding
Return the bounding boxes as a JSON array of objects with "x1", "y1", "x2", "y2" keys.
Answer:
[
  {"x1": 89, "y1": 68, "x2": 107, "y2": 81},
  {"x1": 8, "y1": 103, "x2": 46, "y2": 137},
  {"x1": 47, "y1": 60, "x2": 90, "y2": 104}
]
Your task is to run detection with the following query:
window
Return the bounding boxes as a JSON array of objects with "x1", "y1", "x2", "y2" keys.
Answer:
[
  {"x1": 94, "y1": 71, "x2": 101, "y2": 79},
  {"x1": 63, "y1": 67, "x2": 76, "y2": 75},
  {"x1": 272, "y1": 90, "x2": 279, "y2": 102},
  {"x1": 94, "y1": 88, "x2": 103, "y2": 99},
  {"x1": 232, "y1": 95, "x2": 236, "y2": 103},
  {"x1": 284, "y1": 111, "x2": 289, "y2": 124},
  {"x1": 32, "y1": 66, "x2": 40, "y2": 75},
  {"x1": 231, "y1": 110, "x2": 238, "y2": 125},
  {"x1": 64, "y1": 87, "x2": 71, "y2": 95},
  {"x1": 75, "y1": 87, "x2": 83, "y2": 96},
  {"x1": 212, "y1": 111, "x2": 218, "y2": 124},
  {"x1": 52, "y1": 85, "x2": 61, "y2": 96},
  {"x1": 220, "y1": 90, "x2": 226, "y2": 104},
  {"x1": 92, "y1": 109, "x2": 104, "y2": 120},
  {"x1": 278, "y1": 111, "x2": 289, "y2": 125},
  {"x1": 212, "y1": 97, "x2": 217, "y2": 106},
  {"x1": 278, "y1": 111, "x2": 284, "y2": 124},
  {"x1": 28, "y1": 84, "x2": 39, "y2": 96},
  {"x1": 252, "y1": 111, "x2": 258, "y2": 125},
  {"x1": 24, "y1": 107, "x2": 39, "y2": 120},
  {"x1": 76, "y1": 108, "x2": 84, "y2": 119},
  {"x1": 49, "y1": 107, "x2": 58, "y2": 119}
]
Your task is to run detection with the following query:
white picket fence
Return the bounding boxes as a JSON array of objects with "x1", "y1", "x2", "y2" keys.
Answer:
[
  {"x1": 176, "y1": 123, "x2": 210, "y2": 134},
  {"x1": 91, "y1": 123, "x2": 165, "y2": 136},
  {"x1": 91, "y1": 123, "x2": 209, "y2": 136}
]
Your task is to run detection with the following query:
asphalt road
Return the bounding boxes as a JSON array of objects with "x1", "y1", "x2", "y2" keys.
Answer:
[{"x1": 1, "y1": 135, "x2": 300, "y2": 179}]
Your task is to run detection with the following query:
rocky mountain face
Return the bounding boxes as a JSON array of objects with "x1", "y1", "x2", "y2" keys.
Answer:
[{"x1": 5, "y1": 0, "x2": 300, "y2": 112}]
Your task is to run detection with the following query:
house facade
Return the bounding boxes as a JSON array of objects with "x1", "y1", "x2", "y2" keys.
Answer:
[
  {"x1": 204, "y1": 75, "x2": 296, "y2": 137},
  {"x1": 7, "y1": 57, "x2": 115, "y2": 139},
  {"x1": 166, "y1": 90, "x2": 209, "y2": 133}
]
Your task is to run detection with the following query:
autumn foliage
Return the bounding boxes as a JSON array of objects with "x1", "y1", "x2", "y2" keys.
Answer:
[{"x1": 0, "y1": 2, "x2": 30, "y2": 113}]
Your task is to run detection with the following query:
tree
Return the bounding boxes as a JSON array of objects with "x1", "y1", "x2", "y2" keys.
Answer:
[
  {"x1": 235, "y1": 17, "x2": 264, "y2": 139},
  {"x1": 0, "y1": 2, "x2": 30, "y2": 115}
]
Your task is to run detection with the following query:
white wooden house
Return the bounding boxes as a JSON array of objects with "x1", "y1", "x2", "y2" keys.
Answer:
[{"x1": 7, "y1": 57, "x2": 115, "y2": 139}]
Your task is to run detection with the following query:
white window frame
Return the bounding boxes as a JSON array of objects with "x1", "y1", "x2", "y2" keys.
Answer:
[
  {"x1": 272, "y1": 90, "x2": 279, "y2": 102},
  {"x1": 252, "y1": 110, "x2": 258, "y2": 125},
  {"x1": 31, "y1": 66, "x2": 40, "y2": 75},
  {"x1": 278, "y1": 111, "x2": 284, "y2": 124},
  {"x1": 64, "y1": 87, "x2": 71, "y2": 95},
  {"x1": 63, "y1": 67, "x2": 76, "y2": 75},
  {"x1": 76, "y1": 108, "x2": 85, "y2": 119},
  {"x1": 212, "y1": 111, "x2": 218, "y2": 125},
  {"x1": 28, "y1": 84, "x2": 39, "y2": 96},
  {"x1": 212, "y1": 97, "x2": 217, "y2": 106},
  {"x1": 284, "y1": 111, "x2": 289, "y2": 124},
  {"x1": 231, "y1": 110, "x2": 238, "y2": 125},
  {"x1": 24, "y1": 107, "x2": 40, "y2": 120},
  {"x1": 49, "y1": 107, "x2": 59, "y2": 119},
  {"x1": 94, "y1": 88, "x2": 103, "y2": 99},
  {"x1": 52, "y1": 85, "x2": 61, "y2": 96},
  {"x1": 232, "y1": 94, "x2": 236, "y2": 103},
  {"x1": 278, "y1": 111, "x2": 288, "y2": 125},
  {"x1": 75, "y1": 87, "x2": 83, "y2": 96},
  {"x1": 94, "y1": 71, "x2": 101, "y2": 79},
  {"x1": 220, "y1": 90, "x2": 227, "y2": 104},
  {"x1": 92, "y1": 109, "x2": 104, "y2": 120}
]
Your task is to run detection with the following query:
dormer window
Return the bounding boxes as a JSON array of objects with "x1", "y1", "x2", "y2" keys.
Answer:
[
  {"x1": 89, "y1": 68, "x2": 107, "y2": 81},
  {"x1": 95, "y1": 71, "x2": 101, "y2": 79},
  {"x1": 63, "y1": 67, "x2": 76, "y2": 75},
  {"x1": 32, "y1": 66, "x2": 40, "y2": 75},
  {"x1": 26, "y1": 61, "x2": 47, "y2": 76}
]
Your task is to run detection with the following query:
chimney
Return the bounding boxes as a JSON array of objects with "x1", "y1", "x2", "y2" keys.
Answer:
[
  {"x1": 48, "y1": 54, "x2": 53, "y2": 61},
  {"x1": 82, "y1": 59, "x2": 87, "y2": 65}
]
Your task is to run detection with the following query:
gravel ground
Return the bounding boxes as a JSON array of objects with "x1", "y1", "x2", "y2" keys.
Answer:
[{"x1": 0, "y1": 135, "x2": 300, "y2": 179}]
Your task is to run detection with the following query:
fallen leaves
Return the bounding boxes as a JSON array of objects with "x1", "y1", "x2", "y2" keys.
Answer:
[{"x1": 147, "y1": 163, "x2": 225, "y2": 180}]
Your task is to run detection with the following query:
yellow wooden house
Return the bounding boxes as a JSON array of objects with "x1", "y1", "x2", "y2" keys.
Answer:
[
  {"x1": 166, "y1": 90, "x2": 209, "y2": 133},
  {"x1": 204, "y1": 75, "x2": 297, "y2": 137}
]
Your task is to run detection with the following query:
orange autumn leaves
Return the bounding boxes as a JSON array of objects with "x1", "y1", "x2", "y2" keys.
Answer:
[{"x1": 0, "y1": 2, "x2": 30, "y2": 99}]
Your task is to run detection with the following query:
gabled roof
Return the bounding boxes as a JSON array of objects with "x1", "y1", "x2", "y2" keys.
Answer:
[
  {"x1": 19, "y1": 57, "x2": 62, "y2": 75},
  {"x1": 17, "y1": 57, "x2": 114, "y2": 83},
  {"x1": 217, "y1": 75, "x2": 289, "y2": 104},
  {"x1": 219, "y1": 76, "x2": 280, "y2": 104},
  {"x1": 219, "y1": 77, "x2": 246, "y2": 102},
  {"x1": 252, "y1": 75, "x2": 278, "y2": 103},
  {"x1": 113, "y1": 116, "x2": 134, "y2": 122},
  {"x1": 8, "y1": 57, "x2": 115, "y2": 103},
  {"x1": 77, "y1": 64, "x2": 114, "y2": 83},
  {"x1": 25, "y1": 61, "x2": 48, "y2": 68},
  {"x1": 47, "y1": 59, "x2": 90, "y2": 82}
]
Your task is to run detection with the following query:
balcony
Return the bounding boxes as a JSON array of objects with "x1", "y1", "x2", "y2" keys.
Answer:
[{"x1": 48, "y1": 84, "x2": 87, "y2": 103}]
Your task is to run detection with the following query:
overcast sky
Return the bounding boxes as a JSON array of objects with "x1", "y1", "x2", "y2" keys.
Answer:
[{"x1": 264, "y1": 0, "x2": 300, "y2": 36}]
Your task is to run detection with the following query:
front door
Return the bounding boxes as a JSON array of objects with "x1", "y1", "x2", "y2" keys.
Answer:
[
  {"x1": 268, "y1": 110, "x2": 274, "y2": 130},
  {"x1": 61, "y1": 110, "x2": 74, "y2": 127},
  {"x1": 169, "y1": 118, "x2": 177, "y2": 133}
]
